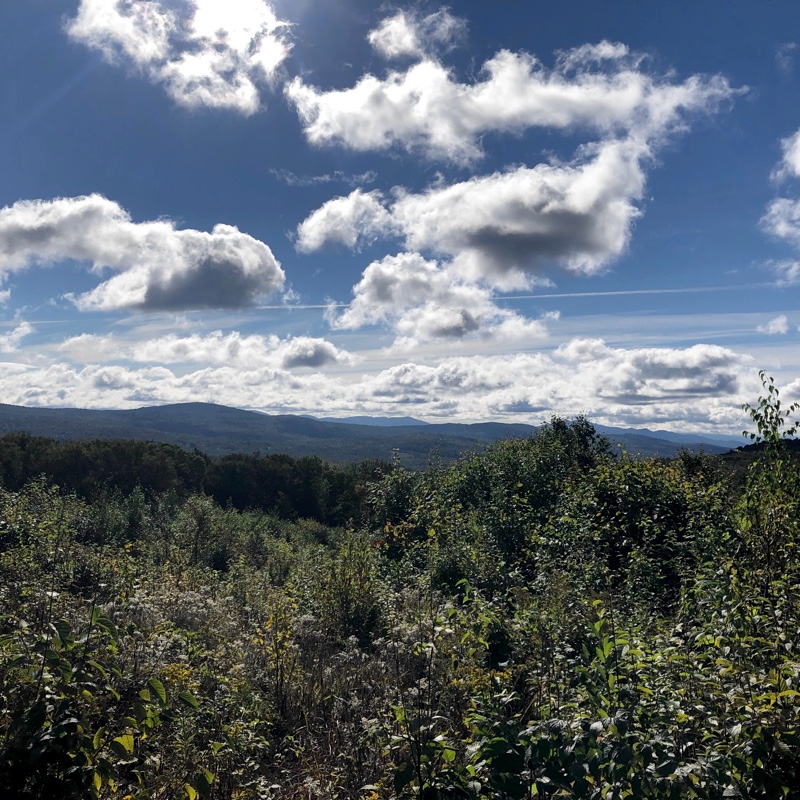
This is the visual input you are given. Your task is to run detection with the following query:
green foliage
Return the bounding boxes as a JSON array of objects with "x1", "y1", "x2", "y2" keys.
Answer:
[
  {"x1": 738, "y1": 371, "x2": 800, "y2": 592},
  {"x1": 1, "y1": 387, "x2": 800, "y2": 798}
]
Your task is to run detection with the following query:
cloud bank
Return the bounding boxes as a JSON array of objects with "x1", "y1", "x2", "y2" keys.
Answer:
[
  {"x1": 1, "y1": 336, "x2": 756, "y2": 432},
  {"x1": 58, "y1": 330, "x2": 354, "y2": 370},
  {"x1": 0, "y1": 195, "x2": 285, "y2": 311}
]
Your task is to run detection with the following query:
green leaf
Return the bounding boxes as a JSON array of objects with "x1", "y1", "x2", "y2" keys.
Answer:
[
  {"x1": 394, "y1": 762, "x2": 414, "y2": 794},
  {"x1": 53, "y1": 619, "x2": 72, "y2": 644},
  {"x1": 109, "y1": 734, "x2": 135, "y2": 758},
  {"x1": 87, "y1": 659, "x2": 108, "y2": 679},
  {"x1": 178, "y1": 691, "x2": 200, "y2": 710},
  {"x1": 93, "y1": 728, "x2": 107, "y2": 751},
  {"x1": 192, "y1": 770, "x2": 215, "y2": 796},
  {"x1": 148, "y1": 677, "x2": 168, "y2": 707}
]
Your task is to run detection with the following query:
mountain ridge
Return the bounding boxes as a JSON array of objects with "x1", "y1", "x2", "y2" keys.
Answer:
[{"x1": 0, "y1": 401, "x2": 735, "y2": 467}]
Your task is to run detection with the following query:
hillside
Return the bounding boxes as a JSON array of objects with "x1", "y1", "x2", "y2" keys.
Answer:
[{"x1": 0, "y1": 402, "x2": 733, "y2": 466}]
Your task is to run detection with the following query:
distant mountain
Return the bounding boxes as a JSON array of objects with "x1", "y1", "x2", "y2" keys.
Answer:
[
  {"x1": 314, "y1": 415, "x2": 430, "y2": 427},
  {"x1": 0, "y1": 402, "x2": 735, "y2": 468},
  {"x1": 594, "y1": 424, "x2": 744, "y2": 451}
]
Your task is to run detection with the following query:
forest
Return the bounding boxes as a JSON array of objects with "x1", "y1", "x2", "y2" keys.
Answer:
[{"x1": 1, "y1": 373, "x2": 800, "y2": 799}]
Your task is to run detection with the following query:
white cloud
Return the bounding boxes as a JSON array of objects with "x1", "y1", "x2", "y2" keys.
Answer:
[
  {"x1": 296, "y1": 189, "x2": 394, "y2": 253},
  {"x1": 0, "y1": 289, "x2": 10, "y2": 306},
  {"x1": 325, "y1": 252, "x2": 556, "y2": 346},
  {"x1": 772, "y1": 130, "x2": 800, "y2": 181},
  {"x1": 58, "y1": 330, "x2": 354, "y2": 370},
  {"x1": 762, "y1": 198, "x2": 800, "y2": 254},
  {"x1": 295, "y1": 39, "x2": 737, "y2": 285},
  {"x1": 287, "y1": 35, "x2": 735, "y2": 162},
  {"x1": 277, "y1": 336, "x2": 355, "y2": 369},
  {"x1": 0, "y1": 195, "x2": 284, "y2": 311},
  {"x1": 67, "y1": 0, "x2": 291, "y2": 114},
  {"x1": 757, "y1": 315, "x2": 790, "y2": 335},
  {"x1": 368, "y1": 9, "x2": 466, "y2": 60},
  {"x1": 777, "y1": 42, "x2": 798, "y2": 74},
  {"x1": 0, "y1": 321, "x2": 34, "y2": 353},
  {"x1": 553, "y1": 339, "x2": 748, "y2": 404},
  {"x1": 771, "y1": 260, "x2": 800, "y2": 284},
  {"x1": 368, "y1": 12, "x2": 420, "y2": 59},
  {"x1": 300, "y1": 138, "x2": 648, "y2": 285},
  {"x1": 270, "y1": 169, "x2": 377, "y2": 187},
  {"x1": 764, "y1": 132, "x2": 800, "y2": 279}
]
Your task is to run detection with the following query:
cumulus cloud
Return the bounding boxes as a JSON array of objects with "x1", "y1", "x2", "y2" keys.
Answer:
[
  {"x1": 300, "y1": 138, "x2": 650, "y2": 284},
  {"x1": 0, "y1": 195, "x2": 284, "y2": 311},
  {"x1": 0, "y1": 321, "x2": 34, "y2": 353},
  {"x1": 763, "y1": 198, "x2": 800, "y2": 247},
  {"x1": 67, "y1": 0, "x2": 291, "y2": 114},
  {"x1": 287, "y1": 33, "x2": 735, "y2": 162},
  {"x1": 554, "y1": 338, "x2": 747, "y2": 403},
  {"x1": 295, "y1": 37, "x2": 737, "y2": 284},
  {"x1": 368, "y1": 9, "x2": 466, "y2": 60},
  {"x1": 296, "y1": 189, "x2": 394, "y2": 253},
  {"x1": 58, "y1": 330, "x2": 354, "y2": 370},
  {"x1": 326, "y1": 252, "x2": 556, "y2": 345},
  {"x1": 757, "y1": 315, "x2": 790, "y2": 335}
]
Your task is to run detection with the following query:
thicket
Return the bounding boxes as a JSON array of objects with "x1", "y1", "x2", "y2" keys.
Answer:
[{"x1": 1, "y1": 373, "x2": 799, "y2": 798}]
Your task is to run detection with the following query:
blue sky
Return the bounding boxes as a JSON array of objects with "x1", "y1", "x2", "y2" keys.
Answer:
[{"x1": 1, "y1": 0, "x2": 799, "y2": 433}]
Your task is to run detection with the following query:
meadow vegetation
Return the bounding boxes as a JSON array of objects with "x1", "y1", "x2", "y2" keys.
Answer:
[{"x1": 1, "y1": 373, "x2": 800, "y2": 798}]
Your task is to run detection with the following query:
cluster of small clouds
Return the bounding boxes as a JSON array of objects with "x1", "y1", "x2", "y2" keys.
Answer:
[
  {"x1": 762, "y1": 129, "x2": 800, "y2": 284},
  {"x1": 57, "y1": 329, "x2": 354, "y2": 370},
  {"x1": 0, "y1": 335, "x2": 760, "y2": 432},
  {"x1": 60, "y1": 6, "x2": 738, "y2": 323},
  {"x1": 0, "y1": 194, "x2": 284, "y2": 311},
  {"x1": 324, "y1": 252, "x2": 557, "y2": 347},
  {"x1": 67, "y1": 0, "x2": 291, "y2": 114},
  {"x1": 292, "y1": 13, "x2": 737, "y2": 347}
]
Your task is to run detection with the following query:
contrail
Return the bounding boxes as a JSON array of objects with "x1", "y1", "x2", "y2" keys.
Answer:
[
  {"x1": 495, "y1": 283, "x2": 776, "y2": 301},
  {"x1": 253, "y1": 283, "x2": 777, "y2": 310}
]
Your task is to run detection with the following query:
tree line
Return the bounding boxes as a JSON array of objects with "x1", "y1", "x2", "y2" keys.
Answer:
[{"x1": 0, "y1": 433, "x2": 390, "y2": 526}]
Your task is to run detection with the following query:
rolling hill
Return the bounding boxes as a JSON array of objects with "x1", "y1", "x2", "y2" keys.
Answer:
[{"x1": 0, "y1": 402, "x2": 735, "y2": 467}]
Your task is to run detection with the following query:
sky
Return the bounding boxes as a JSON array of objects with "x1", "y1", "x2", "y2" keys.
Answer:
[{"x1": 1, "y1": 0, "x2": 800, "y2": 434}]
